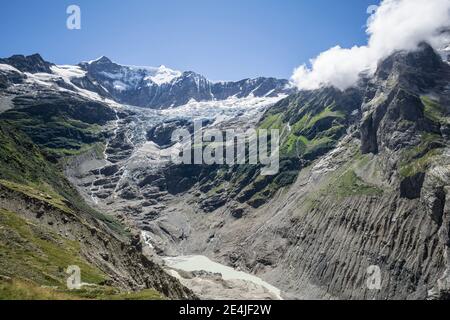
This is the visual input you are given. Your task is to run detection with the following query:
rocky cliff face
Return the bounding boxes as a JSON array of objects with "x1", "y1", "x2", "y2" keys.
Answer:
[
  {"x1": 0, "y1": 54, "x2": 53, "y2": 74},
  {"x1": 360, "y1": 43, "x2": 448, "y2": 155},
  {"x1": 211, "y1": 44, "x2": 450, "y2": 300}
]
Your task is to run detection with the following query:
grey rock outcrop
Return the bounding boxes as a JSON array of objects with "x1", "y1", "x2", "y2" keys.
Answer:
[{"x1": 0, "y1": 54, "x2": 53, "y2": 74}]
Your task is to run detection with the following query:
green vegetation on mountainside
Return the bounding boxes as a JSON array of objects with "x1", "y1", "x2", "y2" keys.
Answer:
[
  {"x1": 198, "y1": 88, "x2": 363, "y2": 209},
  {"x1": 0, "y1": 117, "x2": 162, "y2": 299},
  {"x1": 0, "y1": 94, "x2": 115, "y2": 159},
  {"x1": 398, "y1": 132, "x2": 445, "y2": 178},
  {"x1": 421, "y1": 96, "x2": 449, "y2": 125},
  {"x1": 0, "y1": 209, "x2": 163, "y2": 300},
  {"x1": 0, "y1": 121, "x2": 125, "y2": 235},
  {"x1": 260, "y1": 89, "x2": 355, "y2": 161},
  {"x1": 225, "y1": 87, "x2": 362, "y2": 207}
]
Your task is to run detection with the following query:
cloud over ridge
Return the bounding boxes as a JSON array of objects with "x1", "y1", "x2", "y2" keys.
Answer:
[{"x1": 291, "y1": 0, "x2": 450, "y2": 91}]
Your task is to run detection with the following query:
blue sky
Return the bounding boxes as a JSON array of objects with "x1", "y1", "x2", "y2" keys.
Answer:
[{"x1": 0, "y1": 0, "x2": 379, "y2": 81}]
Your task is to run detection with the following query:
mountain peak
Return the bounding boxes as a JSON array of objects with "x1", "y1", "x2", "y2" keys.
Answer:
[
  {"x1": 0, "y1": 53, "x2": 53, "y2": 74},
  {"x1": 87, "y1": 56, "x2": 113, "y2": 65},
  {"x1": 374, "y1": 42, "x2": 446, "y2": 85}
]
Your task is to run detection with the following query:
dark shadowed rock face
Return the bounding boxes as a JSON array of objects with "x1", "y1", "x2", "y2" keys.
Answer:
[
  {"x1": 400, "y1": 173, "x2": 426, "y2": 199},
  {"x1": 0, "y1": 68, "x2": 25, "y2": 89},
  {"x1": 376, "y1": 43, "x2": 446, "y2": 89},
  {"x1": 0, "y1": 54, "x2": 53, "y2": 74},
  {"x1": 360, "y1": 43, "x2": 449, "y2": 155},
  {"x1": 146, "y1": 119, "x2": 195, "y2": 148},
  {"x1": 0, "y1": 58, "x2": 27, "y2": 90}
]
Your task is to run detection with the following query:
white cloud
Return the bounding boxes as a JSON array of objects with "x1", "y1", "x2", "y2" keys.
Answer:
[{"x1": 291, "y1": 0, "x2": 450, "y2": 91}]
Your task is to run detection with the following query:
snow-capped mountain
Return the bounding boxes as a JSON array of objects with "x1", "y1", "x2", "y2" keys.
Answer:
[
  {"x1": 76, "y1": 56, "x2": 293, "y2": 109},
  {"x1": 0, "y1": 54, "x2": 54, "y2": 74},
  {"x1": 81, "y1": 56, "x2": 182, "y2": 88},
  {"x1": 0, "y1": 54, "x2": 293, "y2": 109}
]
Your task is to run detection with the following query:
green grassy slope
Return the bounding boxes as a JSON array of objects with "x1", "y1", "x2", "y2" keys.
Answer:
[{"x1": 0, "y1": 119, "x2": 163, "y2": 300}]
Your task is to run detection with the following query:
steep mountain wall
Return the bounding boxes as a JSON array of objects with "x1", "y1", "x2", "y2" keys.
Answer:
[
  {"x1": 216, "y1": 138, "x2": 449, "y2": 300},
  {"x1": 210, "y1": 44, "x2": 450, "y2": 300}
]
